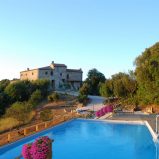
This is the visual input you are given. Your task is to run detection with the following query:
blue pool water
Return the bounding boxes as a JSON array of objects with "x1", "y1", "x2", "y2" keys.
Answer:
[{"x1": 0, "y1": 119, "x2": 157, "y2": 159}]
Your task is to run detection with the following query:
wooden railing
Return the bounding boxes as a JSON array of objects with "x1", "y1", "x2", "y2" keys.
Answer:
[{"x1": 0, "y1": 112, "x2": 82, "y2": 147}]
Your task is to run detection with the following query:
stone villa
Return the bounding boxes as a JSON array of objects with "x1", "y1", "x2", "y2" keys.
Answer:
[{"x1": 20, "y1": 61, "x2": 83, "y2": 90}]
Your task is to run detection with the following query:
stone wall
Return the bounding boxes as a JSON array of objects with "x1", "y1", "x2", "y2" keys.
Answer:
[
  {"x1": 67, "y1": 71, "x2": 82, "y2": 82},
  {"x1": 20, "y1": 69, "x2": 39, "y2": 80},
  {"x1": 53, "y1": 66, "x2": 67, "y2": 90}
]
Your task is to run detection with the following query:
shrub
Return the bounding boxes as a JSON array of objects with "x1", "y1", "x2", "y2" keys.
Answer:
[
  {"x1": 22, "y1": 144, "x2": 32, "y2": 159},
  {"x1": 5, "y1": 102, "x2": 32, "y2": 123},
  {"x1": 22, "y1": 136, "x2": 52, "y2": 159},
  {"x1": 0, "y1": 117, "x2": 20, "y2": 132},
  {"x1": 48, "y1": 92, "x2": 59, "y2": 102},
  {"x1": 4, "y1": 81, "x2": 33, "y2": 103},
  {"x1": 77, "y1": 94, "x2": 88, "y2": 105},
  {"x1": 29, "y1": 89, "x2": 42, "y2": 108},
  {"x1": 40, "y1": 109, "x2": 53, "y2": 121},
  {"x1": 0, "y1": 92, "x2": 10, "y2": 115},
  {"x1": 79, "y1": 83, "x2": 89, "y2": 96},
  {"x1": 0, "y1": 79, "x2": 10, "y2": 91},
  {"x1": 33, "y1": 79, "x2": 50, "y2": 97}
]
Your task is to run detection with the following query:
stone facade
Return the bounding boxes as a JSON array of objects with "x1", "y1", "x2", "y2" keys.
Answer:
[{"x1": 20, "y1": 61, "x2": 83, "y2": 90}]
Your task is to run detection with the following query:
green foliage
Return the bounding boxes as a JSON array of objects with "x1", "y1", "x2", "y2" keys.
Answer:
[
  {"x1": 0, "y1": 79, "x2": 10, "y2": 91},
  {"x1": 0, "y1": 79, "x2": 49, "y2": 115},
  {"x1": 81, "y1": 68, "x2": 106, "y2": 95},
  {"x1": 99, "y1": 72, "x2": 137, "y2": 98},
  {"x1": 33, "y1": 79, "x2": 50, "y2": 97},
  {"x1": 77, "y1": 94, "x2": 88, "y2": 105},
  {"x1": 135, "y1": 42, "x2": 159, "y2": 105},
  {"x1": 79, "y1": 83, "x2": 89, "y2": 95},
  {"x1": 29, "y1": 89, "x2": 42, "y2": 108},
  {"x1": 5, "y1": 102, "x2": 32, "y2": 123},
  {"x1": 40, "y1": 109, "x2": 53, "y2": 121},
  {"x1": 99, "y1": 79, "x2": 114, "y2": 97},
  {"x1": 48, "y1": 92, "x2": 59, "y2": 102},
  {"x1": 0, "y1": 92, "x2": 10, "y2": 115},
  {"x1": 4, "y1": 81, "x2": 32, "y2": 103}
]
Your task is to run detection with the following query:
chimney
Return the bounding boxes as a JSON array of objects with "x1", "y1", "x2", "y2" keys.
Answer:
[{"x1": 50, "y1": 61, "x2": 54, "y2": 69}]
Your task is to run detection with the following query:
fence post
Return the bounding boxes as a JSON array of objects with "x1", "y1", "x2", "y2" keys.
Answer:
[
  {"x1": 71, "y1": 110, "x2": 73, "y2": 118},
  {"x1": 7, "y1": 133, "x2": 11, "y2": 143},
  {"x1": 45, "y1": 122, "x2": 47, "y2": 128},
  {"x1": 24, "y1": 128, "x2": 27, "y2": 136},
  {"x1": 36, "y1": 125, "x2": 39, "y2": 132}
]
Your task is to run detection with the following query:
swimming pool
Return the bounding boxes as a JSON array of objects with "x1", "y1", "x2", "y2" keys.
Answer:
[{"x1": 0, "y1": 119, "x2": 158, "y2": 159}]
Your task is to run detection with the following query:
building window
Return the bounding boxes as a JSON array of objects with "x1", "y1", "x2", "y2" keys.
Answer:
[
  {"x1": 45, "y1": 71, "x2": 48, "y2": 75},
  {"x1": 50, "y1": 71, "x2": 53, "y2": 76},
  {"x1": 60, "y1": 73, "x2": 62, "y2": 76},
  {"x1": 67, "y1": 74, "x2": 69, "y2": 79},
  {"x1": 62, "y1": 79, "x2": 65, "y2": 83},
  {"x1": 21, "y1": 74, "x2": 23, "y2": 76},
  {"x1": 32, "y1": 72, "x2": 34, "y2": 75},
  {"x1": 26, "y1": 73, "x2": 27, "y2": 76}
]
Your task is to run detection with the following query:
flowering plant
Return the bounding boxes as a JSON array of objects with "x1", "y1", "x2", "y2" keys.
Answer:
[
  {"x1": 95, "y1": 105, "x2": 113, "y2": 117},
  {"x1": 22, "y1": 143, "x2": 32, "y2": 159},
  {"x1": 22, "y1": 136, "x2": 52, "y2": 159}
]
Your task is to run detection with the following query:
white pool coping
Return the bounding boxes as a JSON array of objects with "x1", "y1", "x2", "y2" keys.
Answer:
[{"x1": 144, "y1": 121, "x2": 158, "y2": 141}]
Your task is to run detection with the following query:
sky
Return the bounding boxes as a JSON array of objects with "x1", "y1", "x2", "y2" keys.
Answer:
[{"x1": 0, "y1": 0, "x2": 159, "y2": 80}]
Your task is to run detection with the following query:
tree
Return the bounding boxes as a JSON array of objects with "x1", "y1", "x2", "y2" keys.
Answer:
[
  {"x1": 122, "y1": 71, "x2": 137, "y2": 97},
  {"x1": 99, "y1": 79, "x2": 114, "y2": 97},
  {"x1": 83, "y1": 69, "x2": 106, "y2": 95},
  {"x1": 33, "y1": 79, "x2": 50, "y2": 97},
  {"x1": 29, "y1": 89, "x2": 42, "y2": 108},
  {"x1": 4, "y1": 81, "x2": 31, "y2": 102},
  {"x1": 0, "y1": 92, "x2": 10, "y2": 115},
  {"x1": 135, "y1": 42, "x2": 159, "y2": 104},
  {"x1": 99, "y1": 72, "x2": 137, "y2": 98},
  {"x1": 0, "y1": 79, "x2": 10, "y2": 91},
  {"x1": 79, "y1": 83, "x2": 89, "y2": 95}
]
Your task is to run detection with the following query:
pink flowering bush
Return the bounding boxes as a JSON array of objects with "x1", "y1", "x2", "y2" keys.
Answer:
[
  {"x1": 22, "y1": 143, "x2": 32, "y2": 159},
  {"x1": 107, "y1": 105, "x2": 113, "y2": 112},
  {"x1": 99, "y1": 109, "x2": 105, "y2": 116},
  {"x1": 22, "y1": 136, "x2": 52, "y2": 159},
  {"x1": 95, "y1": 110, "x2": 101, "y2": 117},
  {"x1": 95, "y1": 105, "x2": 114, "y2": 117}
]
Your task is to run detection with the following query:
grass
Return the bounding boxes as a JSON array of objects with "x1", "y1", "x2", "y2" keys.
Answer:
[
  {"x1": 0, "y1": 111, "x2": 35, "y2": 133},
  {"x1": 0, "y1": 117, "x2": 20, "y2": 133}
]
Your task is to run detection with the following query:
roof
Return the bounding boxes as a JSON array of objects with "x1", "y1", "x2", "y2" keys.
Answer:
[
  {"x1": 39, "y1": 63, "x2": 67, "y2": 70},
  {"x1": 20, "y1": 68, "x2": 38, "y2": 73},
  {"x1": 20, "y1": 63, "x2": 67, "y2": 72},
  {"x1": 54, "y1": 63, "x2": 67, "y2": 67},
  {"x1": 67, "y1": 69, "x2": 83, "y2": 73},
  {"x1": 20, "y1": 62, "x2": 83, "y2": 74}
]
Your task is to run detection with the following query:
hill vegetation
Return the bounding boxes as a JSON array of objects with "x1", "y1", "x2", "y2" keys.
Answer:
[{"x1": 80, "y1": 42, "x2": 159, "y2": 108}]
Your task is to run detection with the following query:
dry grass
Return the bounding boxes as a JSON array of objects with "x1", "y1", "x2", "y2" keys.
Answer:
[
  {"x1": 0, "y1": 117, "x2": 20, "y2": 132},
  {"x1": 0, "y1": 111, "x2": 36, "y2": 133},
  {"x1": 25, "y1": 111, "x2": 36, "y2": 123}
]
